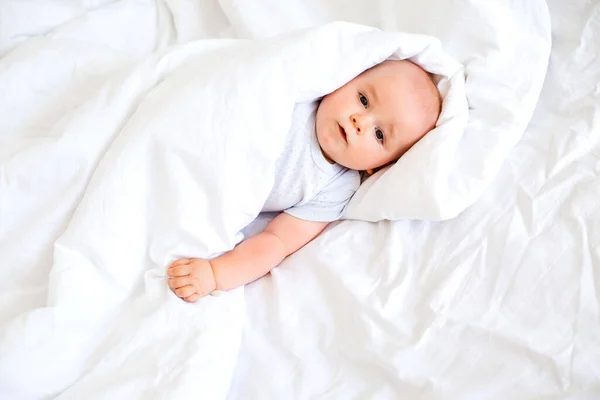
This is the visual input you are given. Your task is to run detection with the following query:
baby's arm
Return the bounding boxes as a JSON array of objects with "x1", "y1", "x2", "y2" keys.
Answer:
[
  {"x1": 211, "y1": 213, "x2": 328, "y2": 290},
  {"x1": 168, "y1": 213, "x2": 328, "y2": 302}
]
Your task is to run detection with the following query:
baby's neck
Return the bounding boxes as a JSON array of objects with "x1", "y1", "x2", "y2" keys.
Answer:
[{"x1": 319, "y1": 146, "x2": 336, "y2": 165}]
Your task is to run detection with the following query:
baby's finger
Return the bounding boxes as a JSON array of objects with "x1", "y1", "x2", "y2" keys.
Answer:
[
  {"x1": 183, "y1": 293, "x2": 201, "y2": 303},
  {"x1": 169, "y1": 258, "x2": 191, "y2": 269},
  {"x1": 168, "y1": 276, "x2": 194, "y2": 289},
  {"x1": 174, "y1": 285, "x2": 196, "y2": 298},
  {"x1": 168, "y1": 264, "x2": 192, "y2": 277}
]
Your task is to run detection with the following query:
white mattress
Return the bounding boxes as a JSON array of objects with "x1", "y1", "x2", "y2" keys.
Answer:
[{"x1": 1, "y1": 0, "x2": 599, "y2": 399}]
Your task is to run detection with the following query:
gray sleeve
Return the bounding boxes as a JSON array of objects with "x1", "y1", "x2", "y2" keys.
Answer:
[{"x1": 284, "y1": 169, "x2": 361, "y2": 222}]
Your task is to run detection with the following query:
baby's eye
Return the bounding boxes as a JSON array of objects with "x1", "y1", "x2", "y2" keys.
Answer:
[
  {"x1": 375, "y1": 128, "x2": 384, "y2": 143},
  {"x1": 359, "y1": 93, "x2": 369, "y2": 108}
]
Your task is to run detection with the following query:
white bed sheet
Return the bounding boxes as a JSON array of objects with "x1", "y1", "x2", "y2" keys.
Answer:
[
  {"x1": 228, "y1": 0, "x2": 600, "y2": 398},
  {"x1": 1, "y1": 0, "x2": 599, "y2": 399}
]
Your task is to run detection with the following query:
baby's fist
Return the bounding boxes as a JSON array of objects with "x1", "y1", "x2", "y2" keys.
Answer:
[{"x1": 167, "y1": 258, "x2": 217, "y2": 302}]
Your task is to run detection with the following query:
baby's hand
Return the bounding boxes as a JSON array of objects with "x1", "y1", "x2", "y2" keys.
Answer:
[{"x1": 167, "y1": 258, "x2": 217, "y2": 303}]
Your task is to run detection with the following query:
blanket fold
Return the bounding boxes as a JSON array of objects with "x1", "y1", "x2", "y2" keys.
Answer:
[{"x1": 0, "y1": 22, "x2": 464, "y2": 398}]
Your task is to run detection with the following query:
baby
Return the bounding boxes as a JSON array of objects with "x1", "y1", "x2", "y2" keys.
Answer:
[{"x1": 167, "y1": 60, "x2": 441, "y2": 302}]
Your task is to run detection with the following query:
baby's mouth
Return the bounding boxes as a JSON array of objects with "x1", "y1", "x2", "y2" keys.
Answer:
[{"x1": 338, "y1": 124, "x2": 347, "y2": 142}]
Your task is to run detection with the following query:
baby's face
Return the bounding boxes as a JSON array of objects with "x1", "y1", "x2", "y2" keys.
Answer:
[{"x1": 315, "y1": 60, "x2": 439, "y2": 172}]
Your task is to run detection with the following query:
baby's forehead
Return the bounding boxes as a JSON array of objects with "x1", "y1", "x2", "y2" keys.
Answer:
[
  {"x1": 356, "y1": 61, "x2": 415, "y2": 88},
  {"x1": 372, "y1": 59, "x2": 429, "y2": 78},
  {"x1": 358, "y1": 66, "x2": 416, "y2": 98}
]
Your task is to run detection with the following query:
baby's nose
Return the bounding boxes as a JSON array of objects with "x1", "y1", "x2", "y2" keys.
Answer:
[{"x1": 351, "y1": 115, "x2": 367, "y2": 135}]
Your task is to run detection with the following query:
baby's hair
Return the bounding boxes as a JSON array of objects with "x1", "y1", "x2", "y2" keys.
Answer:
[
  {"x1": 408, "y1": 62, "x2": 442, "y2": 134},
  {"x1": 369, "y1": 62, "x2": 442, "y2": 176},
  {"x1": 356, "y1": 60, "x2": 443, "y2": 177}
]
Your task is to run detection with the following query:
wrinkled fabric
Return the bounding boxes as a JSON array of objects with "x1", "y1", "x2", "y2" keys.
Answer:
[
  {"x1": 0, "y1": 14, "x2": 463, "y2": 399},
  {"x1": 1, "y1": 0, "x2": 599, "y2": 399}
]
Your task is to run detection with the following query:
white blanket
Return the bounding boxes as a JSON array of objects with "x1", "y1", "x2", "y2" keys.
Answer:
[
  {"x1": 0, "y1": 21, "x2": 461, "y2": 398},
  {"x1": 3, "y1": 1, "x2": 599, "y2": 399},
  {"x1": 221, "y1": 0, "x2": 551, "y2": 221}
]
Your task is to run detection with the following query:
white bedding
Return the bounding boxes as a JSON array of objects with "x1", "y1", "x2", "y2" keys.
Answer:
[
  {"x1": 1, "y1": 0, "x2": 599, "y2": 399},
  {"x1": 0, "y1": 18, "x2": 466, "y2": 398}
]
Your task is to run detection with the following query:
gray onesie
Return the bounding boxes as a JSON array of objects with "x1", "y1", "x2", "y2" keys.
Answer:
[{"x1": 261, "y1": 102, "x2": 361, "y2": 222}]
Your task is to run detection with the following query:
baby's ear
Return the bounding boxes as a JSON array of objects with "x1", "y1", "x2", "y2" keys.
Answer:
[{"x1": 365, "y1": 161, "x2": 395, "y2": 176}]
